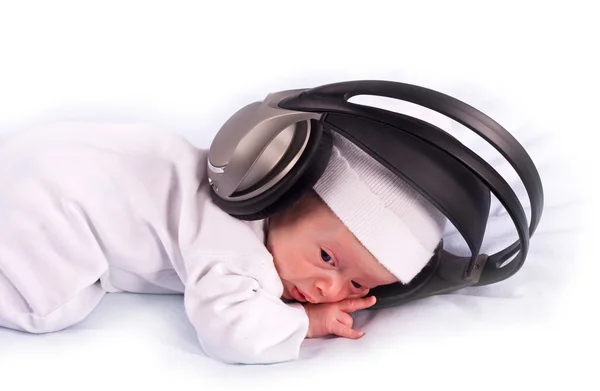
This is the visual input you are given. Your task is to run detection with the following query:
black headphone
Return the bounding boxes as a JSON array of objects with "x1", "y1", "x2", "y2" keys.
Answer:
[{"x1": 206, "y1": 80, "x2": 544, "y2": 309}]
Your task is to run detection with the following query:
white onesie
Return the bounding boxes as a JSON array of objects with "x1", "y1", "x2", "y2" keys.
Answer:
[{"x1": 0, "y1": 122, "x2": 309, "y2": 364}]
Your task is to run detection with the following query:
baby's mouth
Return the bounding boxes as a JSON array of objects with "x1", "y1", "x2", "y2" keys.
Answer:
[
  {"x1": 291, "y1": 286, "x2": 306, "y2": 302},
  {"x1": 291, "y1": 286, "x2": 316, "y2": 303}
]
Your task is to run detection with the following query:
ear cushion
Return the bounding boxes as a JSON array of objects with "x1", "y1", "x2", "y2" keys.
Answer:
[{"x1": 210, "y1": 121, "x2": 333, "y2": 221}]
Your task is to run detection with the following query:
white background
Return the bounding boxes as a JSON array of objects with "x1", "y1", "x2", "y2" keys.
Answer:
[{"x1": 1, "y1": 1, "x2": 599, "y2": 390}]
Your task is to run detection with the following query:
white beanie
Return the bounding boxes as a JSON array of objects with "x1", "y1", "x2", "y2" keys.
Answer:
[{"x1": 313, "y1": 133, "x2": 447, "y2": 284}]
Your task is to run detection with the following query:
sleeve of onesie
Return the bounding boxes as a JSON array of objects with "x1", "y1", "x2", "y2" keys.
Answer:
[{"x1": 182, "y1": 253, "x2": 309, "y2": 365}]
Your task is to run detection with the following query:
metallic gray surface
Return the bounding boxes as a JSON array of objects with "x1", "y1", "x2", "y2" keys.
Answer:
[
  {"x1": 235, "y1": 121, "x2": 296, "y2": 192},
  {"x1": 208, "y1": 89, "x2": 322, "y2": 200}
]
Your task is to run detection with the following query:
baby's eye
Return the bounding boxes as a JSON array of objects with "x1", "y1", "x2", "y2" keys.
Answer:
[
  {"x1": 321, "y1": 249, "x2": 334, "y2": 264},
  {"x1": 351, "y1": 281, "x2": 362, "y2": 289}
]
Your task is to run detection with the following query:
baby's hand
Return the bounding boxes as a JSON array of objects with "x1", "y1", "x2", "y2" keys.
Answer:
[{"x1": 303, "y1": 296, "x2": 376, "y2": 339}]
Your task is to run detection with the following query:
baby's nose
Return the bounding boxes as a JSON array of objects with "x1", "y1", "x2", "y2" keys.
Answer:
[{"x1": 315, "y1": 274, "x2": 346, "y2": 301}]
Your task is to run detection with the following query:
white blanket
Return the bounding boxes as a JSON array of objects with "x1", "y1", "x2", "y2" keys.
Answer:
[{"x1": 0, "y1": 1, "x2": 597, "y2": 389}]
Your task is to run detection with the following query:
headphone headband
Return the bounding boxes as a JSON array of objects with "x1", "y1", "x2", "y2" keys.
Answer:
[{"x1": 207, "y1": 80, "x2": 544, "y2": 308}]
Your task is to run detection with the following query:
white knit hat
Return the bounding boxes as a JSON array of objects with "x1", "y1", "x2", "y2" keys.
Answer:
[{"x1": 313, "y1": 133, "x2": 447, "y2": 284}]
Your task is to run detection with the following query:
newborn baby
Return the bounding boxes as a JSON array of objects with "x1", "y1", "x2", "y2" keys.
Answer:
[{"x1": 0, "y1": 122, "x2": 446, "y2": 364}]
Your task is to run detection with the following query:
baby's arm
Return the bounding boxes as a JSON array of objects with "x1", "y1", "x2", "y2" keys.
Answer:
[{"x1": 183, "y1": 256, "x2": 309, "y2": 365}]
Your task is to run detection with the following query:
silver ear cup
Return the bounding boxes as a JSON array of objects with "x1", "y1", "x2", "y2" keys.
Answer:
[
  {"x1": 233, "y1": 121, "x2": 298, "y2": 192},
  {"x1": 208, "y1": 89, "x2": 321, "y2": 202},
  {"x1": 209, "y1": 119, "x2": 333, "y2": 220},
  {"x1": 232, "y1": 120, "x2": 311, "y2": 198}
]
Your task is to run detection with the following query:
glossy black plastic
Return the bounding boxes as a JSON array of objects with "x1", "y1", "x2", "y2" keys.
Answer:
[{"x1": 278, "y1": 80, "x2": 544, "y2": 306}]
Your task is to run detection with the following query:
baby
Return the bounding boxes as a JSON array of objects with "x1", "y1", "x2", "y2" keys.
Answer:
[{"x1": 0, "y1": 122, "x2": 446, "y2": 364}]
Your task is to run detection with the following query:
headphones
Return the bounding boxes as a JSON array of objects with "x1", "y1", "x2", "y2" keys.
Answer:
[{"x1": 206, "y1": 80, "x2": 544, "y2": 309}]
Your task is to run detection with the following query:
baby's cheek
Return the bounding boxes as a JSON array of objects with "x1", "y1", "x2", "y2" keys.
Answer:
[
  {"x1": 284, "y1": 259, "x2": 315, "y2": 282},
  {"x1": 272, "y1": 252, "x2": 299, "y2": 278}
]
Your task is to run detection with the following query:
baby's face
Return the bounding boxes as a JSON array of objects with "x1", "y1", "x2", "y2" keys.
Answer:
[{"x1": 266, "y1": 191, "x2": 397, "y2": 304}]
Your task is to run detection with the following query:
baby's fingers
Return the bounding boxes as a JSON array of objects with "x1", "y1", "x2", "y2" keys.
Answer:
[
  {"x1": 331, "y1": 312, "x2": 364, "y2": 339},
  {"x1": 338, "y1": 296, "x2": 377, "y2": 313},
  {"x1": 337, "y1": 311, "x2": 353, "y2": 328}
]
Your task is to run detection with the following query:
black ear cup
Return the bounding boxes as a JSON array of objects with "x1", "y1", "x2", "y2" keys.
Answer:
[{"x1": 210, "y1": 120, "x2": 334, "y2": 221}]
